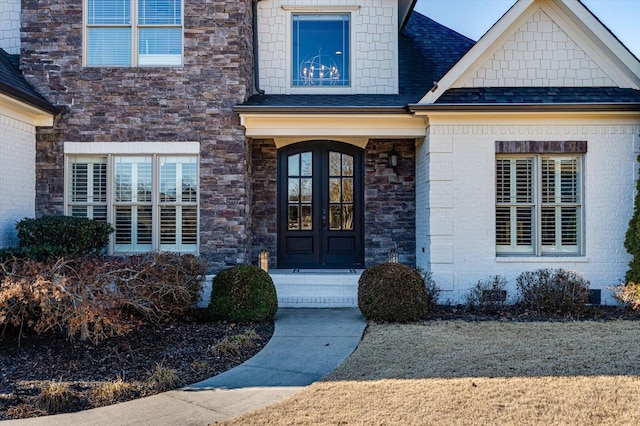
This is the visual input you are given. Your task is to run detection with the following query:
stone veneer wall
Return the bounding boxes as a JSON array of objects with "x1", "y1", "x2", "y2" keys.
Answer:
[
  {"x1": 250, "y1": 139, "x2": 416, "y2": 268},
  {"x1": 364, "y1": 139, "x2": 415, "y2": 266},
  {"x1": 20, "y1": 0, "x2": 256, "y2": 271},
  {"x1": 250, "y1": 138, "x2": 278, "y2": 266}
]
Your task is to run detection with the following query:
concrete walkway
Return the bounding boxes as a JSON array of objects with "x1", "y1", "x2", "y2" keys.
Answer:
[{"x1": 4, "y1": 308, "x2": 366, "y2": 426}]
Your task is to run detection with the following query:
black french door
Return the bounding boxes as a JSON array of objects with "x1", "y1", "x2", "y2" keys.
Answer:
[{"x1": 277, "y1": 141, "x2": 364, "y2": 269}]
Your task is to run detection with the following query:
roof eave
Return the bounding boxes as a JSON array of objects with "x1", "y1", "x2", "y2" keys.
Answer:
[
  {"x1": 408, "y1": 102, "x2": 640, "y2": 113},
  {"x1": 234, "y1": 105, "x2": 410, "y2": 114},
  {"x1": 0, "y1": 83, "x2": 60, "y2": 115}
]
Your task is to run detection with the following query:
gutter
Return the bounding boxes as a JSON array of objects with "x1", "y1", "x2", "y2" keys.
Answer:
[
  {"x1": 0, "y1": 83, "x2": 61, "y2": 115},
  {"x1": 234, "y1": 105, "x2": 411, "y2": 114},
  {"x1": 252, "y1": 0, "x2": 265, "y2": 95},
  {"x1": 408, "y1": 102, "x2": 640, "y2": 113}
]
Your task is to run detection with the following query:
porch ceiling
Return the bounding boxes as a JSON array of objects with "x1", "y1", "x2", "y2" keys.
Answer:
[{"x1": 239, "y1": 113, "x2": 427, "y2": 148}]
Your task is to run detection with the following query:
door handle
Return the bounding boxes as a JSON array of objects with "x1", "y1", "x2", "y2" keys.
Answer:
[{"x1": 322, "y1": 209, "x2": 327, "y2": 227}]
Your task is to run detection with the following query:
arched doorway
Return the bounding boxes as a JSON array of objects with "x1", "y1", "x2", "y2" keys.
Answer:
[{"x1": 277, "y1": 141, "x2": 364, "y2": 268}]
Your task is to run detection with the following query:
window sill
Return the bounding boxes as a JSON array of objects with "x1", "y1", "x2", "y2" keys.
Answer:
[{"x1": 495, "y1": 256, "x2": 589, "y2": 263}]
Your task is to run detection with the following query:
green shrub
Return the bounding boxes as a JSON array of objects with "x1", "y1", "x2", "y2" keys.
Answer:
[
  {"x1": 465, "y1": 275, "x2": 508, "y2": 313},
  {"x1": 208, "y1": 265, "x2": 278, "y2": 322},
  {"x1": 625, "y1": 153, "x2": 640, "y2": 283},
  {"x1": 16, "y1": 216, "x2": 114, "y2": 257},
  {"x1": 358, "y1": 262, "x2": 428, "y2": 322},
  {"x1": 516, "y1": 268, "x2": 590, "y2": 315}
]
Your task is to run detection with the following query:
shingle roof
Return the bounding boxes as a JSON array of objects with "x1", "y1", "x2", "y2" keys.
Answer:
[
  {"x1": 236, "y1": 11, "x2": 475, "y2": 111},
  {"x1": 0, "y1": 49, "x2": 59, "y2": 114},
  {"x1": 435, "y1": 87, "x2": 640, "y2": 104}
]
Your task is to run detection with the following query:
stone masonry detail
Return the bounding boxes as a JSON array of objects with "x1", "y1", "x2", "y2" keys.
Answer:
[{"x1": 21, "y1": 0, "x2": 256, "y2": 271}]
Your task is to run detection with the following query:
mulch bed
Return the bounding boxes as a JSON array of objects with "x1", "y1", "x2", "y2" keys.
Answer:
[
  {"x1": 424, "y1": 304, "x2": 640, "y2": 322},
  {"x1": 0, "y1": 317, "x2": 274, "y2": 420}
]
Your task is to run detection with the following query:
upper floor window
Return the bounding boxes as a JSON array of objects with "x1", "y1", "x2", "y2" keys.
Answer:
[
  {"x1": 292, "y1": 14, "x2": 350, "y2": 87},
  {"x1": 496, "y1": 155, "x2": 582, "y2": 256},
  {"x1": 85, "y1": 0, "x2": 183, "y2": 67}
]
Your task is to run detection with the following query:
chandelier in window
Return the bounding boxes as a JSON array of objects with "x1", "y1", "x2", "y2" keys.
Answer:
[{"x1": 298, "y1": 50, "x2": 342, "y2": 86}]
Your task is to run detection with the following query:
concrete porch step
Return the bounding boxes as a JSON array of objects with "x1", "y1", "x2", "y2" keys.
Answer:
[
  {"x1": 270, "y1": 269, "x2": 362, "y2": 308},
  {"x1": 201, "y1": 269, "x2": 362, "y2": 308}
]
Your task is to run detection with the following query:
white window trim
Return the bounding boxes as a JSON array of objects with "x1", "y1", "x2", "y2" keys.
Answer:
[
  {"x1": 83, "y1": 0, "x2": 184, "y2": 67},
  {"x1": 284, "y1": 6, "x2": 358, "y2": 95},
  {"x1": 495, "y1": 154, "x2": 585, "y2": 257},
  {"x1": 64, "y1": 143, "x2": 199, "y2": 255}
]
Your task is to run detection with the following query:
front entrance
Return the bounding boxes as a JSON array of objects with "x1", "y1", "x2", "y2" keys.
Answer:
[{"x1": 277, "y1": 141, "x2": 364, "y2": 268}]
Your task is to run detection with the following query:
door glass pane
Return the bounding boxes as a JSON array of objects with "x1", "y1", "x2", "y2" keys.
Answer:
[
  {"x1": 301, "y1": 205, "x2": 312, "y2": 230},
  {"x1": 301, "y1": 178, "x2": 312, "y2": 203},
  {"x1": 342, "y1": 205, "x2": 353, "y2": 230},
  {"x1": 288, "y1": 178, "x2": 300, "y2": 202},
  {"x1": 330, "y1": 152, "x2": 341, "y2": 176},
  {"x1": 288, "y1": 152, "x2": 312, "y2": 231},
  {"x1": 329, "y1": 178, "x2": 341, "y2": 203},
  {"x1": 301, "y1": 152, "x2": 312, "y2": 176},
  {"x1": 288, "y1": 205, "x2": 300, "y2": 230},
  {"x1": 329, "y1": 205, "x2": 341, "y2": 230},
  {"x1": 288, "y1": 154, "x2": 300, "y2": 176},
  {"x1": 343, "y1": 178, "x2": 353, "y2": 202},
  {"x1": 342, "y1": 155, "x2": 353, "y2": 176}
]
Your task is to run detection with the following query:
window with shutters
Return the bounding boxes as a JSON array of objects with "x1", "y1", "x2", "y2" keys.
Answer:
[
  {"x1": 66, "y1": 155, "x2": 198, "y2": 254},
  {"x1": 85, "y1": 0, "x2": 183, "y2": 67},
  {"x1": 496, "y1": 155, "x2": 582, "y2": 256}
]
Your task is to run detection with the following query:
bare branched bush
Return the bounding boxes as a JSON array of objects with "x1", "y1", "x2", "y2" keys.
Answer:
[
  {"x1": 516, "y1": 268, "x2": 590, "y2": 315},
  {"x1": 0, "y1": 253, "x2": 207, "y2": 343},
  {"x1": 610, "y1": 282, "x2": 640, "y2": 310},
  {"x1": 465, "y1": 275, "x2": 508, "y2": 313},
  {"x1": 111, "y1": 252, "x2": 207, "y2": 323}
]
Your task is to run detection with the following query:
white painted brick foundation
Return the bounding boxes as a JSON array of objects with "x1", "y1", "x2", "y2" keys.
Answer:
[{"x1": 0, "y1": 114, "x2": 36, "y2": 248}]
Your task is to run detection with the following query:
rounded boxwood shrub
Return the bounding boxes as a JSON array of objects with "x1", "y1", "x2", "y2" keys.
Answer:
[
  {"x1": 358, "y1": 262, "x2": 428, "y2": 322},
  {"x1": 208, "y1": 265, "x2": 278, "y2": 322},
  {"x1": 16, "y1": 216, "x2": 114, "y2": 258}
]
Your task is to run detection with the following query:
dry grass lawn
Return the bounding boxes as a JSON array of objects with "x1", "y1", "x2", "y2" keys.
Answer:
[{"x1": 219, "y1": 321, "x2": 640, "y2": 425}]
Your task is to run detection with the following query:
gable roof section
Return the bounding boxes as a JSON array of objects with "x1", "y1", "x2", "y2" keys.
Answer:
[
  {"x1": 419, "y1": 0, "x2": 640, "y2": 106},
  {"x1": 236, "y1": 11, "x2": 474, "y2": 113},
  {"x1": 0, "y1": 49, "x2": 59, "y2": 115}
]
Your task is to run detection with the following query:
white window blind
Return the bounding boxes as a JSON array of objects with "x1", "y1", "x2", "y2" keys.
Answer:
[
  {"x1": 85, "y1": 0, "x2": 183, "y2": 67},
  {"x1": 496, "y1": 155, "x2": 581, "y2": 256},
  {"x1": 68, "y1": 154, "x2": 198, "y2": 254}
]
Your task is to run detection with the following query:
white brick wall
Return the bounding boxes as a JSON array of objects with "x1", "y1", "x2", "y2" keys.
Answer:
[
  {"x1": 462, "y1": 9, "x2": 615, "y2": 88},
  {"x1": 0, "y1": 0, "x2": 20, "y2": 54},
  {"x1": 417, "y1": 118, "x2": 640, "y2": 304},
  {"x1": 258, "y1": 0, "x2": 398, "y2": 94},
  {"x1": 0, "y1": 114, "x2": 36, "y2": 248}
]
